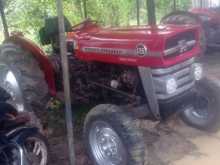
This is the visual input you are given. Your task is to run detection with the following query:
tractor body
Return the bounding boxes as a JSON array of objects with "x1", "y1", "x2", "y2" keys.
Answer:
[
  {"x1": 44, "y1": 20, "x2": 201, "y2": 119},
  {"x1": 1, "y1": 1, "x2": 220, "y2": 164}
]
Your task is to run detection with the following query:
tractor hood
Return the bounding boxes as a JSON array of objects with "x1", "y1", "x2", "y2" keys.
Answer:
[
  {"x1": 77, "y1": 24, "x2": 196, "y2": 40},
  {"x1": 69, "y1": 22, "x2": 200, "y2": 68}
]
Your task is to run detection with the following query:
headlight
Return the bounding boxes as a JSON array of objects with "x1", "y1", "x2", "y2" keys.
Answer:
[
  {"x1": 193, "y1": 63, "x2": 203, "y2": 81},
  {"x1": 166, "y1": 78, "x2": 177, "y2": 94}
]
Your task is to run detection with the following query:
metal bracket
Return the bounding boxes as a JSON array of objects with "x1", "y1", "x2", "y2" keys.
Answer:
[{"x1": 138, "y1": 67, "x2": 161, "y2": 120}]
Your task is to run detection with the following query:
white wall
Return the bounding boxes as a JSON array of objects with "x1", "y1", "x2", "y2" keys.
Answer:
[{"x1": 192, "y1": 0, "x2": 220, "y2": 7}]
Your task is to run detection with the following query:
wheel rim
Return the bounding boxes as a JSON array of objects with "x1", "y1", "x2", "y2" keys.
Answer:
[
  {"x1": 0, "y1": 64, "x2": 25, "y2": 112},
  {"x1": 24, "y1": 137, "x2": 48, "y2": 165},
  {"x1": 89, "y1": 121, "x2": 127, "y2": 165},
  {"x1": 184, "y1": 96, "x2": 210, "y2": 120},
  {"x1": 192, "y1": 96, "x2": 209, "y2": 119}
]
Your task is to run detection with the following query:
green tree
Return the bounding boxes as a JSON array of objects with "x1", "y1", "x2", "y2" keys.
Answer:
[{"x1": 0, "y1": 0, "x2": 191, "y2": 43}]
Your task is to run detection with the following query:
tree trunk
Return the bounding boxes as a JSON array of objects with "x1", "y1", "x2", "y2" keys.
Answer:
[
  {"x1": 136, "y1": 0, "x2": 140, "y2": 25},
  {"x1": 0, "y1": 0, "x2": 9, "y2": 39},
  {"x1": 82, "y1": 0, "x2": 87, "y2": 19}
]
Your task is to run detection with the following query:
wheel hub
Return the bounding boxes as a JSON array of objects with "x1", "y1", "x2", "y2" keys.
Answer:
[
  {"x1": 25, "y1": 137, "x2": 48, "y2": 165},
  {"x1": 89, "y1": 121, "x2": 126, "y2": 165},
  {"x1": 193, "y1": 96, "x2": 209, "y2": 119},
  {"x1": 0, "y1": 64, "x2": 25, "y2": 112}
]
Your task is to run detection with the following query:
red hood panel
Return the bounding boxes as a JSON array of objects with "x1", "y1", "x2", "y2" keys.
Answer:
[
  {"x1": 73, "y1": 24, "x2": 198, "y2": 41},
  {"x1": 69, "y1": 23, "x2": 200, "y2": 68}
]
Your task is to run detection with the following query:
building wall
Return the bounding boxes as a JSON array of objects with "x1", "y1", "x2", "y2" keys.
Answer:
[{"x1": 192, "y1": 0, "x2": 220, "y2": 7}]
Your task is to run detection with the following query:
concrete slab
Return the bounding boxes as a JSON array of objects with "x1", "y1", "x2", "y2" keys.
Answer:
[
  {"x1": 173, "y1": 53, "x2": 220, "y2": 165},
  {"x1": 146, "y1": 53, "x2": 220, "y2": 165}
]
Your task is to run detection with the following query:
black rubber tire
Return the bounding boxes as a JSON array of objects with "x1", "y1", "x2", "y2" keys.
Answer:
[
  {"x1": 161, "y1": 10, "x2": 207, "y2": 55},
  {"x1": 180, "y1": 76, "x2": 220, "y2": 131},
  {"x1": 23, "y1": 132, "x2": 49, "y2": 165},
  {"x1": 84, "y1": 104, "x2": 146, "y2": 165},
  {"x1": 0, "y1": 42, "x2": 49, "y2": 129}
]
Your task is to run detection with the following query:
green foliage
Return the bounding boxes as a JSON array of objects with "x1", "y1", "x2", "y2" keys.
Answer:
[{"x1": 0, "y1": 0, "x2": 191, "y2": 43}]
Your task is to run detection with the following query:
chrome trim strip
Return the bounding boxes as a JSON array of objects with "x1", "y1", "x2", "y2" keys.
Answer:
[
  {"x1": 164, "y1": 40, "x2": 196, "y2": 56},
  {"x1": 82, "y1": 47, "x2": 162, "y2": 57}
]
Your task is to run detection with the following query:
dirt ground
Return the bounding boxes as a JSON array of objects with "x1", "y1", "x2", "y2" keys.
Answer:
[{"x1": 48, "y1": 52, "x2": 220, "y2": 165}]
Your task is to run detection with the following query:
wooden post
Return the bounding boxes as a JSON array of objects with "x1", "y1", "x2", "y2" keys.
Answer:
[
  {"x1": 56, "y1": 0, "x2": 76, "y2": 165},
  {"x1": 136, "y1": 0, "x2": 140, "y2": 25},
  {"x1": 0, "y1": 0, "x2": 9, "y2": 39}
]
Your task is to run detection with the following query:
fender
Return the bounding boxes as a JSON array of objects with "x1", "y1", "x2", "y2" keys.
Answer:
[
  {"x1": 5, "y1": 35, "x2": 56, "y2": 96},
  {"x1": 6, "y1": 126, "x2": 38, "y2": 144}
]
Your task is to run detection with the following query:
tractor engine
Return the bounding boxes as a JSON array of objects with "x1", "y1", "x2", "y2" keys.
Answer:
[{"x1": 50, "y1": 53, "x2": 143, "y2": 104}]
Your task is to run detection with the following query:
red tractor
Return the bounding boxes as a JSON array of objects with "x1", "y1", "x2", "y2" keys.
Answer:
[
  {"x1": 161, "y1": 6, "x2": 220, "y2": 53},
  {"x1": 0, "y1": 0, "x2": 220, "y2": 164}
]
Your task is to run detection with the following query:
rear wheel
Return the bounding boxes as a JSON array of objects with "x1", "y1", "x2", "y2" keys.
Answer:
[
  {"x1": 0, "y1": 42, "x2": 49, "y2": 129},
  {"x1": 84, "y1": 104, "x2": 146, "y2": 165},
  {"x1": 180, "y1": 76, "x2": 220, "y2": 131},
  {"x1": 161, "y1": 11, "x2": 207, "y2": 54}
]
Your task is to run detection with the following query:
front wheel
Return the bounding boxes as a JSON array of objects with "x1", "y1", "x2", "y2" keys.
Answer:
[
  {"x1": 84, "y1": 104, "x2": 146, "y2": 165},
  {"x1": 180, "y1": 77, "x2": 220, "y2": 131}
]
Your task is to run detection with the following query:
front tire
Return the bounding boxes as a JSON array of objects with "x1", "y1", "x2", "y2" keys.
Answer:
[
  {"x1": 180, "y1": 76, "x2": 220, "y2": 131},
  {"x1": 84, "y1": 104, "x2": 146, "y2": 165},
  {"x1": 0, "y1": 42, "x2": 49, "y2": 129}
]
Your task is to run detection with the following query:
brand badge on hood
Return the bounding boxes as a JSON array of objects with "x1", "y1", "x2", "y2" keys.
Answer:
[{"x1": 136, "y1": 44, "x2": 148, "y2": 56}]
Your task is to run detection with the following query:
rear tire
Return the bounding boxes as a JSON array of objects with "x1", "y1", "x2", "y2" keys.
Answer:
[
  {"x1": 180, "y1": 76, "x2": 220, "y2": 131},
  {"x1": 84, "y1": 104, "x2": 146, "y2": 165},
  {"x1": 0, "y1": 42, "x2": 49, "y2": 129},
  {"x1": 161, "y1": 11, "x2": 207, "y2": 54}
]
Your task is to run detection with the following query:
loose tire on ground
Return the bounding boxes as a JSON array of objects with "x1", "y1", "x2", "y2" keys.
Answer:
[
  {"x1": 0, "y1": 42, "x2": 49, "y2": 129},
  {"x1": 161, "y1": 10, "x2": 207, "y2": 54},
  {"x1": 84, "y1": 104, "x2": 146, "y2": 165},
  {"x1": 180, "y1": 76, "x2": 220, "y2": 131}
]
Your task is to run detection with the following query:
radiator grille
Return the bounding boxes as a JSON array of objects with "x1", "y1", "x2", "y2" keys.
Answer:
[{"x1": 152, "y1": 58, "x2": 195, "y2": 100}]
